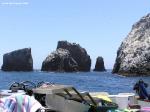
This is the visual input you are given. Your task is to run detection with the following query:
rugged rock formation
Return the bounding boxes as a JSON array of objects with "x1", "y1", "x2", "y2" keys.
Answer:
[
  {"x1": 94, "y1": 56, "x2": 106, "y2": 72},
  {"x1": 113, "y1": 13, "x2": 150, "y2": 76},
  {"x1": 41, "y1": 48, "x2": 78, "y2": 72},
  {"x1": 2, "y1": 48, "x2": 33, "y2": 71},
  {"x1": 57, "y1": 41, "x2": 91, "y2": 71}
]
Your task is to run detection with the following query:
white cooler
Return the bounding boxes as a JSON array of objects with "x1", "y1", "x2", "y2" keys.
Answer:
[{"x1": 109, "y1": 93, "x2": 136, "y2": 110}]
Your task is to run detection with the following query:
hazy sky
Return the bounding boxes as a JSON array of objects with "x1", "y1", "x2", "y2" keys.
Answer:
[{"x1": 0, "y1": 0, "x2": 149, "y2": 69}]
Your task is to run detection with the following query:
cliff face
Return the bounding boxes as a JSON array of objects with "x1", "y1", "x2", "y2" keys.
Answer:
[
  {"x1": 1, "y1": 48, "x2": 33, "y2": 71},
  {"x1": 113, "y1": 13, "x2": 150, "y2": 76}
]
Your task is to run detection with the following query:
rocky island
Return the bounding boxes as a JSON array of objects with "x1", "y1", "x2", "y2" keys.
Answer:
[
  {"x1": 1, "y1": 48, "x2": 33, "y2": 71},
  {"x1": 41, "y1": 41, "x2": 91, "y2": 72},
  {"x1": 113, "y1": 13, "x2": 150, "y2": 76},
  {"x1": 94, "y1": 56, "x2": 106, "y2": 72}
]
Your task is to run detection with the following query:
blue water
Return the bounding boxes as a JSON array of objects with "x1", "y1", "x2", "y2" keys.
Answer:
[{"x1": 0, "y1": 70, "x2": 150, "y2": 94}]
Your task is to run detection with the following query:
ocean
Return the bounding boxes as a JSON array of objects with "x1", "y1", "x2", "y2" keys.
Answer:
[{"x1": 0, "y1": 70, "x2": 150, "y2": 94}]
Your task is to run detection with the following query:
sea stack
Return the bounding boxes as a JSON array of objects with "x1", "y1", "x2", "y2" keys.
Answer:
[
  {"x1": 94, "y1": 56, "x2": 106, "y2": 72},
  {"x1": 113, "y1": 13, "x2": 150, "y2": 76},
  {"x1": 1, "y1": 48, "x2": 33, "y2": 71},
  {"x1": 42, "y1": 41, "x2": 91, "y2": 72},
  {"x1": 41, "y1": 48, "x2": 78, "y2": 72},
  {"x1": 57, "y1": 41, "x2": 91, "y2": 71}
]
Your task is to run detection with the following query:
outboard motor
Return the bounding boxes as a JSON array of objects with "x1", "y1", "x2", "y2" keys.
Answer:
[{"x1": 133, "y1": 79, "x2": 150, "y2": 100}]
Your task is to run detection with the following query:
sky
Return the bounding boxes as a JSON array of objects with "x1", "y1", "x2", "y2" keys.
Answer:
[{"x1": 0, "y1": 0, "x2": 150, "y2": 69}]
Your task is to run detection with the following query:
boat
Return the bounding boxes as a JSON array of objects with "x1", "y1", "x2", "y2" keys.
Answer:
[
  {"x1": 0, "y1": 81, "x2": 118, "y2": 112},
  {"x1": 0, "y1": 81, "x2": 150, "y2": 112}
]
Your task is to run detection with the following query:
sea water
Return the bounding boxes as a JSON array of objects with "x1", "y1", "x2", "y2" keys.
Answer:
[{"x1": 0, "y1": 70, "x2": 149, "y2": 94}]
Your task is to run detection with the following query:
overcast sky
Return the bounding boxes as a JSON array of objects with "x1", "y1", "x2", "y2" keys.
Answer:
[{"x1": 0, "y1": 0, "x2": 150, "y2": 69}]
